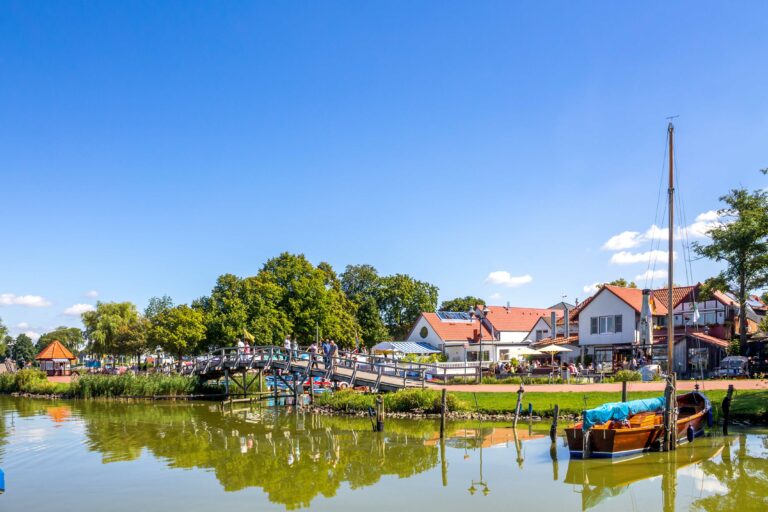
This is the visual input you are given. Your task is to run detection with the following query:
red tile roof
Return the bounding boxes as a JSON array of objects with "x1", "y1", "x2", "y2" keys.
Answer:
[
  {"x1": 652, "y1": 286, "x2": 696, "y2": 311},
  {"x1": 484, "y1": 306, "x2": 563, "y2": 332},
  {"x1": 531, "y1": 334, "x2": 580, "y2": 348},
  {"x1": 688, "y1": 331, "x2": 730, "y2": 348},
  {"x1": 35, "y1": 340, "x2": 76, "y2": 361},
  {"x1": 421, "y1": 313, "x2": 492, "y2": 342}
]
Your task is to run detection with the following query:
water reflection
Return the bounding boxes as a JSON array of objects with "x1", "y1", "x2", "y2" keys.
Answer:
[{"x1": 0, "y1": 398, "x2": 765, "y2": 511}]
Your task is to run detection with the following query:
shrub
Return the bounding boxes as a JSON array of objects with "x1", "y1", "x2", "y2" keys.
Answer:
[{"x1": 611, "y1": 370, "x2": 642, "y2": 382}]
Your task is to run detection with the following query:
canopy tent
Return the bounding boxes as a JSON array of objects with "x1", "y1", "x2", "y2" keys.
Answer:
[{"x1": 370, "y1": 341, "x2": 440, "y2": 356}]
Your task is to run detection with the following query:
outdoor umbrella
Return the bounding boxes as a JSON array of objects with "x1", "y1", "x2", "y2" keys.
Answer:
[
  {"x1": 537, "y1": 344, "x2": 572, "y2": 366},
  {"x1": 516, "y1": 347, "x2": 542, "y2": 356}
]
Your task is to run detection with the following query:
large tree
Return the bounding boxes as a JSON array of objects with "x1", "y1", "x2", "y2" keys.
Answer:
[
  {"x1": 36, "y1": 326, "x2": 84, "y2": 354},
  {"x1": 148, "y1": 305, "x2": 206, "y2": 369},
  {"x1": 194, "y1": 273, "x2": 288, "y2": 349},
  {"x1": 694, "y1": 186, "x2": 768, "y2": 353},
  {"x1": 606, "y1": 278, "x2": 637, "y2": 288},
  {"x1": 11, "y1": 333, "x2": 36, "y2": 366},
  {"x1": 145, "y1": 295, "x2": 174, "y2": 320},
  {"x1": 0, "y1": 318, "x2": 7, "y2": 360},
  {"x1": 439, "y1": 296, "x2": 485, "y2": 312},
  {"x1": 340, "y1": 264, "x2": 388, "y2": 345},
  {"x1": 82, "y1": 302, "x2": 149, "y2": 361},
  {"x1": 258, "y1": 253, "x2": 359, "y2": 346},
  {"x1": 377, "y1": 274, "x2": 439, "y2": 339}
]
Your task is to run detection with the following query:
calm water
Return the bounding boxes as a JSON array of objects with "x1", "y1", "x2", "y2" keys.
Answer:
[{"x1": 0, "y1": 397, "x2": 765, "y2": 512}]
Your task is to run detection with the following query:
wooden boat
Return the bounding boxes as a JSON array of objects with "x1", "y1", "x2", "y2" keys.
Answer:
[{"x1": 565, "y1": 391, "x2": 711, "y2": 458}]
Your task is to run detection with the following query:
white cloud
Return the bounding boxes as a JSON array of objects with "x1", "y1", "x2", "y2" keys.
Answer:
[
  {"x1": 610, "y1": 250, "x2": 676, "y2": 265},
  {"x1": 485, "y1": 271, "x2": 533, "y2": 288},
  {"x1": 602, "y1": 231, "x2": 643, "y2": 250},
  {"x1": 63, "y1": 303, "x2": 96, "y2": 316},
  {"x1": 16, "y1": 322, "x2": 29, "y2": 329},
  {"x1": 603, "y1": 210, "x2": 724, "y2": 250},
  {"x1": 488, "y1": 292, "x2": 502, "y2": 300},
  {"x1": 0, "y1": 293, "x2": 51, "y2": 307},
  {"x1": 24, "y1": 331, "x2": 41, "y2": 341},
  {"x1": 84, "y1": 290, "x2": 99, "y2": 298},
  {"x1": 635, "y1": 269, "x2": 668, "y2": 282},
  {"x1": 583, "y1": 282, "x2": 601, "y2": 294}
]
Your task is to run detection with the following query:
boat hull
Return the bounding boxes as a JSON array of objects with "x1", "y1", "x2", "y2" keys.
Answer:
[{"x1": 566, "y1": 392, "x2": 710, "y2": 459}]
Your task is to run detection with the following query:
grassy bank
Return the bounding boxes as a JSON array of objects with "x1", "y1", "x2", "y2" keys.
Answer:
[
  {"x1": 314, "y1": 389, "x2": 466, "y2": 413},
  {"x1": 0, "y1": 369, "x2": 219, "y2": 398}
]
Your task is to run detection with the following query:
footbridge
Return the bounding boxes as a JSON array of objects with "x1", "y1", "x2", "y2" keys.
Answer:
[{"x1": 185, "y1": 346, "x2": 432, "y2": 395}]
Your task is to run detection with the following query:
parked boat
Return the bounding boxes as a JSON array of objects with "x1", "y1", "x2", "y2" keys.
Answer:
[{"x1": 565, "y1": 391, "x2": 711, "y2": 458}]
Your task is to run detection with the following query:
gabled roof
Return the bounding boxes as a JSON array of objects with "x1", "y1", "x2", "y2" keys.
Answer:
[
  {"x1": 420, "y1": 313, "x2": 492, "y2": 342},
  {"x1": 484, "y1": 306, "x2": 563, "y2": 332},
  {"x1": 370, "y1": 341, "x2": 441, "y2": 354},
  {"x1": 652, "y1": 286, "x2": 696, "y2": 311},
  {"x1": 35, "y1": 340, "x2": 76, "y2": 361}
]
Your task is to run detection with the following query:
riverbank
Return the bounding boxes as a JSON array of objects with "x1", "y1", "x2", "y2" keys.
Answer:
[{"x1": 313, "y1": 388, "x2": 768, "y2": 424}]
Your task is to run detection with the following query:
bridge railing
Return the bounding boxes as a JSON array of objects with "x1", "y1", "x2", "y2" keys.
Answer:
[{"x1": 189, "y1": 345, "x2": 438, "y2": 388}]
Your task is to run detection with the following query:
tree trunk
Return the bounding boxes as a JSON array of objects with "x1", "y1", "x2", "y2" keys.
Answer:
[{"x1": 739, "y1": 274, "x2": 748, "y2": 355}]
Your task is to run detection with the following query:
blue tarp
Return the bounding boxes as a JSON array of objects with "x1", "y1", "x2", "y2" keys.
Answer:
[{"x1": 582, "y1": 397, "x2": 666, "y2": 431}]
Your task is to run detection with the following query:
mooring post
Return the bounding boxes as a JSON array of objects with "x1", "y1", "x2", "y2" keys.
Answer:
[
  {"x1": 273, "y1": 371, "x2": 279, "y2": 406},
  {"x1": 662, "y1": 375, "x2": 674, "y2": 451},
  {"x1": 375, "y1": 395, "x2": 385, "y2": 432},
  {"x1": 224, "y1": 369, "x2": 230, "y2": 396},
  {"x1": 549, "y1": 404, "x2": 559, "y2": 443},
  {"x1": 722, "y1": 384, "x2": 734, "y2": 435},
  {"x1": 308, "y1": 375, "x2": 315, "y2": 404},
  {"x1": 440, "y1": 439, "x2": 447, "y2": 487},
  {"x1": 513, "y1": 384, "x2": 524, "y2": 428},
  {"x1": 621, "y1": 380, "x2": 628, "y2": 402},
  {"x1": 440, "y1": 388, "x2": 447, "y2": 439}
]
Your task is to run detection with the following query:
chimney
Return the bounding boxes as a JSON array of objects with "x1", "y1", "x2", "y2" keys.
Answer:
[
  {"x1": 640, "y1": 289, "x2": 652, "y2": 353},
  {"x1": 505, "y1": 301, "x2": 510, "y2": 312},
  {"x1": 550, "y1": 311, "x2": 557, "y2": 340},
  {"x1": 564, "y1": 305, "x2": 570, "y2": 339}
]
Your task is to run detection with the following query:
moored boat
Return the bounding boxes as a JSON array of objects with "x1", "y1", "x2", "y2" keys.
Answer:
[{"x1": 565, "y1": 391, "x2": 711, "y2": 458}]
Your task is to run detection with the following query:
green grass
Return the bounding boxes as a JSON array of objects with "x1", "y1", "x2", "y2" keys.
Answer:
[{"x1": 450, "y1": 389, "x2": 768, "y2": 421}]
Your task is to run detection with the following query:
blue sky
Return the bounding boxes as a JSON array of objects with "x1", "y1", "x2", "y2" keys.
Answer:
[{"x1": 2, "y1": 1, "x2": 767, "y2": 339}]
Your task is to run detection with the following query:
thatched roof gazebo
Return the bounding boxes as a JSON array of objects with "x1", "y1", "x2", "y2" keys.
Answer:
[{"x1": 35, "y1": 340, "x2": 76, "y2": 376}]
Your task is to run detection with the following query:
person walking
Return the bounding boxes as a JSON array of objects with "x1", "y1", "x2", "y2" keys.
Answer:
[
  {"x1": 309, "y1": 342, "x2": 318, "y2": 369},
  {"x1": 328, "y1": 340, "x2": 338, "y2": 371},
  {"x1": 322, "y1": 339, "x2": 331, "y2": 369},
  {"x1": 283, "y1": 337, "x2": 292, "y2": 361},
  {"x1": 291, "y1": 338, "x2": 299, "y2": 359}
]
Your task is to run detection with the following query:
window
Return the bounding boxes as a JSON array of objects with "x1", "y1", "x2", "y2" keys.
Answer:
[
  {"x1": 535, "y1": 329, "x2": 547, "y2": 341},
  {"x1": 419, "y1": 326, "x2": 428, "y2": 338},
  {"x1": 499, "y1": 349, "x2": 510, "y2": 361},
  {"x1": 592, "y1": 315, "x2": 622, "y2": 334}
]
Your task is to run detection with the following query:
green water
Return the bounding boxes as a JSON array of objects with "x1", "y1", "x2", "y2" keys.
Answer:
[{"x1": 0, "y1": 397, "x2": 765, "y2": 511}]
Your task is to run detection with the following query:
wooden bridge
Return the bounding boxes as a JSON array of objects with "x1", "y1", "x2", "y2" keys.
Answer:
[{"x1": 185, "y1": 346, "x2": 432, "y2": 398}]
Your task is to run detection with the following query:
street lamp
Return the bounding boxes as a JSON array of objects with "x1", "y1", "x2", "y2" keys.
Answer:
[{"x1": 469, "y1": 307, "x2": 491, "y2": 383}]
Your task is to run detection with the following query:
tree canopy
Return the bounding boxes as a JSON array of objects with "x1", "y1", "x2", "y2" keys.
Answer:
[
  {"x1": 439, "y1": 296, "x2": 485, "y2": 312},
  {"x1": 11, "y1": 333, "x2": 36, "y2": 366},
  {"x1": 606, "y1": 278, "x2": 637, "y2": 288},
  {"x1": 148, "y1": 305, "x2": 206, "y2": 366},
  {"x1": 376, "y1": 274, "x2": 438, "y2": 339},
  {"x1": 694, "y1": 184, "x2": 768, "y2": 352},
  {"x1": 82, "y1": 302, "x2": 149, "y2": 357},
  {"x1": 36, "y1": 326, "x2": 84, "y2": 354}
]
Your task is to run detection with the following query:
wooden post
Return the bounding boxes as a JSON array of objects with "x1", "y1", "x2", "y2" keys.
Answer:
[
  {"x1": 273, "y1": 371, "x2": 279, "y2": 406},
  {"x1": 722, "y1": 384, "x2": 734, "y2": 435},
  {"x1": 308, "y1": 374, "x2": 315, "y2": 404},
  {"x1": 375, "y1": 395, "x2": 385, "y2": 432},
  {"x1": 440, "y1": 388, "x2": 447, "y2": 439},
  {"x1": 440, "y1": 439, "x2": 447, "y2": 487},
  {"x1": 513, "y1": 384, "x2": 524, "y2": 428},
  {"x1": 224, "y1": 369, "x2": 230, "y2": 396},
  {"x1": 549, "y1": 404, "x2": 559, "y2": 443},
  {"x1": 621, "y1": 380, "x2": 628, "y2": 402}
]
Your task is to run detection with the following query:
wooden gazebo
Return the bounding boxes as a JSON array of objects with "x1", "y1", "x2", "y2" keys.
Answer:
[{"x1": 35, "y1": 340, "x2": 76, "y2": 376}]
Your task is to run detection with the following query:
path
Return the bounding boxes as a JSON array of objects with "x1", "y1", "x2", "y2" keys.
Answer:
[{"x1": 430, "y1": 379, "x2": 768, "y2": 393}]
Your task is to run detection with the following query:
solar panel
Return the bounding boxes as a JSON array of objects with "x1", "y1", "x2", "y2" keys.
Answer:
[{"x1": 436, "y1": 311, "x2": 473, "y2": 321}]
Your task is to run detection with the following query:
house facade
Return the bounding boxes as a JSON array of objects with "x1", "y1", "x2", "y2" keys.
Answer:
[{"x1": 576, "y1": 284, "x2": 742, "y2": 375}]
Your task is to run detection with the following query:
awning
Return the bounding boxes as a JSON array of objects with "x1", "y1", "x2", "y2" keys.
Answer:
[{"x1": 370, "y1": 341, "x2": 440, "y2": 354}]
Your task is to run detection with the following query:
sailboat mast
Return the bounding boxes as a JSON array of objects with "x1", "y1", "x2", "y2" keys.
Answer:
[{"x1": 667, "y1": 122, "x2": 675, "y2": 373}]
